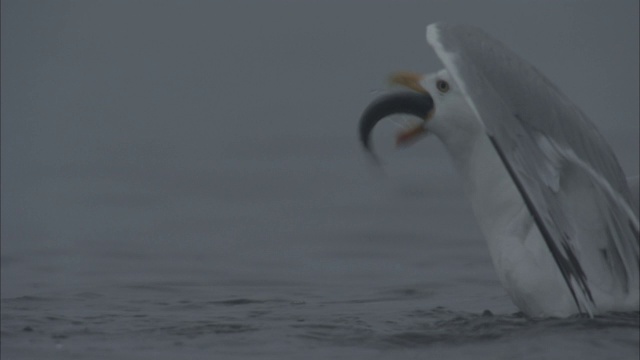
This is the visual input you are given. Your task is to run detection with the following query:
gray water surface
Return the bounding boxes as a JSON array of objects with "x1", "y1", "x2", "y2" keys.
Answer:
[{"x1": 2, "y1": 1, "x2": 639, "y2": 359}]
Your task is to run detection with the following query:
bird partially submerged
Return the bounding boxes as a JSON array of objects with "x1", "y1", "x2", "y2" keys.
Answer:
[{"x1": 359, "y1": 24, "x2": 639, "y2": 317}]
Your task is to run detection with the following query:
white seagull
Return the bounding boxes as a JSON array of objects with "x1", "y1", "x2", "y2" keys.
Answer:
[{"x1": 359, "y1": 23, "x2": 639, "y2": 317}]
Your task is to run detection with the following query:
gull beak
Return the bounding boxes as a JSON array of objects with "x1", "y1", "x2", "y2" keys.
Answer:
[
  {"x1": 395, "y1": 123, "x2": 427, "y2": 147},
  {"x1": 359, "y1": 72, "x2": 434, "y2": 158},
  {"x1": 389, "y1": 72, "x2": 432, "y2": 147},
  {"x1": 389, "y1": 72, "x2": 428, "y2": 94}
]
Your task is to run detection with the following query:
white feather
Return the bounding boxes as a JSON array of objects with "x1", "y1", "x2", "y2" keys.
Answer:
[{"x1": 422, "y1": 23, "x2": 639, "y2": 317}]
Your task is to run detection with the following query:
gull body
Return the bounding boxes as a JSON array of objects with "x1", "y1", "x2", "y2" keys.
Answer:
[
  {"x1": 359, "y1": 24, "x2": 639, "y2": 317},
  {"x1": 422, "y1": 70, "x2": 584, "y2": 316}
]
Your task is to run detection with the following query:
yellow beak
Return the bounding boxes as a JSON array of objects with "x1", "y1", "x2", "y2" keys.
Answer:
[{"x1": 389, "y1": 71, "x2": 431, "y2": 146}]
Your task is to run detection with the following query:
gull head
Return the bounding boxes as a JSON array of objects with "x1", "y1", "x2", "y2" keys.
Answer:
[{"x1": 360, "y1": 69, "x2": 480, "y2": 158}]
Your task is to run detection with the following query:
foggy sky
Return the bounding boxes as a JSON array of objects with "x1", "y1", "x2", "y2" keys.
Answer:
[{"x1": 2, "y1": 1, "x2": 638, "y2": 292}]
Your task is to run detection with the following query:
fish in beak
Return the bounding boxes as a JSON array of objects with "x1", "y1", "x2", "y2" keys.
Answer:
[{"x1": 359, "y1": 72, "x2": 434, "y2": 159}]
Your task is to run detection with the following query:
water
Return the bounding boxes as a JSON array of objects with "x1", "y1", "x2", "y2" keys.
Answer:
[
  {"x1": 2, "y1": 283, "x2": 638, "y2": 359},
  {"x1": 2, "y1": 1, "x2": 639, "y2": 359}
]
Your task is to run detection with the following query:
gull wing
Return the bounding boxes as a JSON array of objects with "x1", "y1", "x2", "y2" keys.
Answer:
[{"x1": 427, "y1": 23, "x2": 639, "y2": 316}]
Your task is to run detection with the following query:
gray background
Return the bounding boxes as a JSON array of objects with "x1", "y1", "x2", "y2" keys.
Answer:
[{"x1": 2, "y1": 1, "x2": 638, "y2": 359}]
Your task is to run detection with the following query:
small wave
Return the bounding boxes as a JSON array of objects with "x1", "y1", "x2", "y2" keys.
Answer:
[
  {"x1": 160, "y1": 323, "x2": 259, "y2": 337},
  {"x1": 209, "y1": 298, "x2": 286, "y2": 306}
]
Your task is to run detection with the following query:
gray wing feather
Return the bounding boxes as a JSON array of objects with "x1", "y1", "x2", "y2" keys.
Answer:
[
  {"x1": 627, "y1": 175, "x2": 639, "y2": 216},
  {"x1": 428, "y1": 23, "x2": 639, "y2": 315}
]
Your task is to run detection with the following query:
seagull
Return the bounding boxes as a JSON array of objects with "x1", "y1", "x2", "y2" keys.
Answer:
[{"x1": 359, "y1": 23, "x2": 639, "y2": 318}]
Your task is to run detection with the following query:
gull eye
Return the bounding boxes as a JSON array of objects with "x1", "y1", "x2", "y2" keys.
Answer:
[{"x1": 436, "y1": 80, "x2": 450, "y2": 93}]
